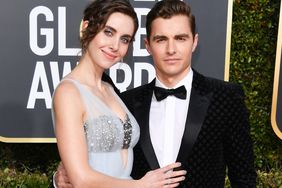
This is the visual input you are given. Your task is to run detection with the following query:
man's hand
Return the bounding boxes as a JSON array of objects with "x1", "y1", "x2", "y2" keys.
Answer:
[{"x1": 54, "y1": 162, "x2": 73, "y2": 188}]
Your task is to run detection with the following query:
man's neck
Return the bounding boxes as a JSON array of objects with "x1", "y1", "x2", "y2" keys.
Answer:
[{"x1": 156, "y1": 68, "x2": 191, "y2": 88}]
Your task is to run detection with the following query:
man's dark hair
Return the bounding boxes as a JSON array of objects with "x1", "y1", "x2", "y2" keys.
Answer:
[{"x1": 146, "y1": 0, "x2": 196, "y2": 40}]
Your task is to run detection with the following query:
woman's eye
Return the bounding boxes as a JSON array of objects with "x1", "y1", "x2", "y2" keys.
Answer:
[
  {"x1": 104, "y1": 29, "x2": 113, "y2": 37},
  {"x1": 121, "y1": 38, "x2": 129, "y2": 44}
]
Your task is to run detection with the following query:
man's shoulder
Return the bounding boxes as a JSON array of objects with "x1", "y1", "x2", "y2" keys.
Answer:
[
  {"x1": 194, "y1": 71, "x2": 244, "y2": 96},
  {"x1": 120, "y1": 83, "x2": 152, "y2": 107}
]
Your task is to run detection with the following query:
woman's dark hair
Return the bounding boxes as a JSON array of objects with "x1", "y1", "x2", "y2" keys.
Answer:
[
  {"x1": 80, "y1": 0, "x2": 138, "y2": 54},
  {"x1": 146, "y1": 0, "x2": 196, "y2": 41}
]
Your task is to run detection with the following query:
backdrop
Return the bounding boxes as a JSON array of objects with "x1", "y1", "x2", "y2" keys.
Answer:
[{"x1": 0, "y1": 0, "x2": 233, "y2": 142}]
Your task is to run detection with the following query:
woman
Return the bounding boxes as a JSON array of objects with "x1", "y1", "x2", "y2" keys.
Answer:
[{"x1": 52, "y1": 0, "x2": 186, "y2": 187}]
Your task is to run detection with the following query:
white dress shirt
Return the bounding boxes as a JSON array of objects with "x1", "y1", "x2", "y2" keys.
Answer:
[{"x1": 149, "y1": 68, "x2": 193, "y2": 167}]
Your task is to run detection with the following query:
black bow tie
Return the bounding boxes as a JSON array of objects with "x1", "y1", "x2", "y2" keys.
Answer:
[{"x1": 154, "y1": 85, "x2": 187, "y2": 101}]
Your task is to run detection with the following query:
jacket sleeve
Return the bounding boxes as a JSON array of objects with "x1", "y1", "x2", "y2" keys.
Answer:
[{"x1": 223, "y1": 85, "x2": 257, "y2": 188}]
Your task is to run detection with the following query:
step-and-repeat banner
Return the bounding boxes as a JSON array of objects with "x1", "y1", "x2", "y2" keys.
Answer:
[
  {"x1": 271, "y1": 2, "x2": 282, "y2": 140},
  {"x1": 0, "y1": 0, "x2": 233, "y2": 142}
]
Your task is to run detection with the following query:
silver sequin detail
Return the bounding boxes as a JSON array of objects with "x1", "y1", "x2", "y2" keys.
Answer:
[{"x1": 83, "y1": 115, "x2": 133, "y2": 152}]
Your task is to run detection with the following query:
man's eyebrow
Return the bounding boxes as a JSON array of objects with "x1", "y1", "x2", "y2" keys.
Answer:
[
  {"x1": 152, "y1": 33, "x2": 190, "y2": 41},
  {"x1": 152, "y1": 35, "x2": 167, "y2": 41},
  {"x1": 175, "y1": 33, "x2": 190, "y2": 38}
]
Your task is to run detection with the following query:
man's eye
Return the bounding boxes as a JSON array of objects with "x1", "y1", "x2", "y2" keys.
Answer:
[
  {"x1": 177, "y1": 37, "x2": 186, "y2": 41},
  {"x1": 156, "y1": 38, "x2": 165, "y2": 43}
]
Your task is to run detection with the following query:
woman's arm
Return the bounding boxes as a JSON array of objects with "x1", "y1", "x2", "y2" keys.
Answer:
[{"x1": 53, "y1": 81, "x2": 98, "y2": 187}]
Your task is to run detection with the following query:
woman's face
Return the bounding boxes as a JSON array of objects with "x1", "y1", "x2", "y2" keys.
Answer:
[{"x1": 85, "y1": 12, "x2": 135, "y2": 70}]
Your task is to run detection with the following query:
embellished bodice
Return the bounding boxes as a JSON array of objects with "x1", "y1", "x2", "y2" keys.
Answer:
[
  {"x1": 54, "y1": 78, "x2": 140, "y2": 179},
  {"x1": 83, "y1": 113, "x2": 136, "y2": 153}
]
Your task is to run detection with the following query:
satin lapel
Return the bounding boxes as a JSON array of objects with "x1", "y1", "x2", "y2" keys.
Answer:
[
  {"x1": 177, "y1": 72, "x2": 212, "y2": 162},
  {"x1": 134, "y1": 79, "x2": 160, "y2": 169}
]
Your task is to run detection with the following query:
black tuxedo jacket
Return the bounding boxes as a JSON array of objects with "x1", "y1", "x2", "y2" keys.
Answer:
[{"x1": 121, "y1": 70, "x2": 256, "y2": 188}]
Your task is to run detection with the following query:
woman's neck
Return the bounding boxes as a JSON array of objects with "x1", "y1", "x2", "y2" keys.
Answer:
[{"x1": 73, "y1": 57, "x2": 105, "y2": 90}]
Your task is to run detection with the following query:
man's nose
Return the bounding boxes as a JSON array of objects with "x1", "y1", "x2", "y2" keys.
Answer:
[{"x1": 167, "y1": 40, "x2": 176, "y2": 55}]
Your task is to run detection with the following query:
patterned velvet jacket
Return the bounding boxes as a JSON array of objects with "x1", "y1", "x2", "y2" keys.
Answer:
[{"x1": 121, "y1": 70, "x2": 256, "y2": 188}]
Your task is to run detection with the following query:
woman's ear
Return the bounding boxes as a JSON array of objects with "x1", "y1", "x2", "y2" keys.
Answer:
[{"x1": 80, "y1": 20, "x2": 89, "y2": 38}]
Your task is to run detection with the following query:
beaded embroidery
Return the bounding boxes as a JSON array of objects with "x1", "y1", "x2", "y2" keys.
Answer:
[{"x1": 83, "y1": 114, "x2": 133, "y2": 152}]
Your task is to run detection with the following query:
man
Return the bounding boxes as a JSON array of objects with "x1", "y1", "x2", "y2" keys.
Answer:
[
  {"x1": 122, "y1": 1, "x2": 256, "y2": 187},
  {"x1": 54, "y1": 0, "x2": 256, "y2": 187}
]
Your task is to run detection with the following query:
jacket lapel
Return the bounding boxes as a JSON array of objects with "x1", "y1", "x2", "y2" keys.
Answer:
[
  {"x1": 135, "y1": 71, "x2": 212, "y2": 167},
  {"x1": 134, "y1": 79, "x2": 160, "y2": 169},
  {"x1": 177, "y1": 71, "x2": 212, "y2": 162}
]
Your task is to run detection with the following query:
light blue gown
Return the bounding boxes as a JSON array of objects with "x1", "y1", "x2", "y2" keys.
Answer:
[{"x1": 52, "y1": 78, "x2": 140, "y2": 179}]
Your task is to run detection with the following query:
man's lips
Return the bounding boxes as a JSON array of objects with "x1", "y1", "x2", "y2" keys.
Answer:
[{"x1": 164, "y1": 58, "x2": 181, "y2": 63}]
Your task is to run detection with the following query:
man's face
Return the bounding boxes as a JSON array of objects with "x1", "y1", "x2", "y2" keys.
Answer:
[{"x1": 145, "y1": 15, "x2": 198, "y2": 85}]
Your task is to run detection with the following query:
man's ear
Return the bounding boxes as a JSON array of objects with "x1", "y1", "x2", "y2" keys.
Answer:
[
  {"x1": 192, "y1": 33, "x2": 199, "y2": 52},
  {"x1": 144, "y1": 38, "x2": 152, "y2": 55}
]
